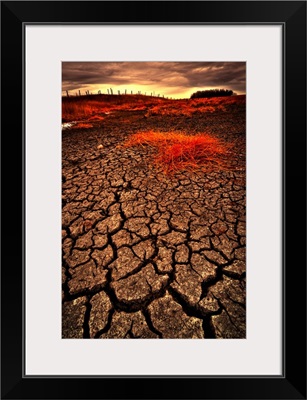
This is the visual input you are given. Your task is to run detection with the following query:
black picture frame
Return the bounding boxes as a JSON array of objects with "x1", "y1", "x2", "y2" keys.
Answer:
[{"x1": 1, "y1": 1, "x2": 306, "y2": 399}]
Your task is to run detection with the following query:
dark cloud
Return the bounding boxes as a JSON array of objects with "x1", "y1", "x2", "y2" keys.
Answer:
[{"x1": 62, "y1": 62, "x2": 246, "y2": 96}]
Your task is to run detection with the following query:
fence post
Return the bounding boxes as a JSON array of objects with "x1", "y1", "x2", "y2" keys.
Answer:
[
  {"x1": 110, "y1": 88, "x2": 113, "y2": 95},
  {"x1": 66, "y1": 90, "x2": 69, "y2": 97},
  {"x1": 118, "y1": 90, "x2": 120, "y2": 95},
  {"x1": 79, "y1": 90, "x2": 81, "y2": 96}
]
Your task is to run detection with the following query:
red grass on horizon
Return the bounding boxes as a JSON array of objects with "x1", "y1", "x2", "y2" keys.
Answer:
[
  {"x1": 62, "y1": 94, "x2": 245, "y2": 123},
  {"x1": 62, "y1": 95, "x2": 167, "y2": 122},
  {"x1": 145, "y1": 96, "x2": 245, "y2": 117},
  {"x1": 124, "y1": 131, "x2": 232, "y2": 173}
]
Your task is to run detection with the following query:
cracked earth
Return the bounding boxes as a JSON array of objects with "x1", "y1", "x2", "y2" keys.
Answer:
[{"x1": 62, "y1": 104, "x2": 246, "y2": 339}]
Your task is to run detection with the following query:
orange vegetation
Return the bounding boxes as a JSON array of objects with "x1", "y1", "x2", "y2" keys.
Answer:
[
  {"x1": 146, "y1": 102, "x2": 223, "y2": 117},
  {"x1": 62, "y1": 101, "x2": 102, "y2": 121},
  {"x1": 88, "y1": 115, "x2": 105, "y2": 121},
  {"x1": 74, "y1": 122, "x2": 94, "y2": 129},
  {"x1": 62, "y1": 94, "x2": 245, "y2": 122},
  {"x1": 145, "y1": 96, "x2": 245, "y2": 117},
  {"x1": 124, "y1": 131, "x2": 232, "y2": 173},
  {"x1": 62, "y1": 94, "x2": 166, "y2": 122}
]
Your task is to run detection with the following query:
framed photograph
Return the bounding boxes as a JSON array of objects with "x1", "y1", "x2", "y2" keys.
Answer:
[{"x1": 1, "y1": 1, "x2": 306, "y2": 399}]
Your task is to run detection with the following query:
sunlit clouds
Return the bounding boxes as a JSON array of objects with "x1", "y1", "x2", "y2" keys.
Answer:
[{"x1": 62, "y1": 62, "x2": 246, "y2": 99}]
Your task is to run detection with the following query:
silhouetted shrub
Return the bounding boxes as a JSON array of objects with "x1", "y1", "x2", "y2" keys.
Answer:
[{"x1": 190, "y1": 89, "x2": 234, "y2": 99}]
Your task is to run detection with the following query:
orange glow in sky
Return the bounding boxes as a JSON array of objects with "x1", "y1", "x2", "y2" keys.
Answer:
[{"x1": 62, "y1": 62, "x2": 246, "y2": 99}]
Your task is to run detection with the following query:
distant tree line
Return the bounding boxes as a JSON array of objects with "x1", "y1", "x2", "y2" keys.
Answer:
[{"x1": 190, "y1": 89, "x2": 234, "y2": 99}]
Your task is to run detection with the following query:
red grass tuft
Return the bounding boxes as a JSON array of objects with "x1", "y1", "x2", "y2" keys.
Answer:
[
  {"x1": 124, "y1": 131, "x2": 232, "y2": 173},
  {"x1": 88, "y1": 115, "x2": 105, "y2": 121}
]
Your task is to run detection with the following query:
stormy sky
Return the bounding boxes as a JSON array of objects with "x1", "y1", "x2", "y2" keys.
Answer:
[{"x1": 62, "y1": 62, "x2": 246, "y2": 98}]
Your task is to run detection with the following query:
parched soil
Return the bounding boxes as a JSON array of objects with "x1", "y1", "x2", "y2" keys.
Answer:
[{"x1": 62, "y1": 103, "x2": 246, "y2": 339}]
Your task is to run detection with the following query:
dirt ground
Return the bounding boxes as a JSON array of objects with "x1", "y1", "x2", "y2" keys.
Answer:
[{"x1": 62, "y1": 102, "x2": 246, "y2": 339}]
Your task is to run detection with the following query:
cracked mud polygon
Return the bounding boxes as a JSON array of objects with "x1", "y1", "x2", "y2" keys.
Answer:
[{"x1": 62, "y1": 65, "x2": 246, "y2": 339}]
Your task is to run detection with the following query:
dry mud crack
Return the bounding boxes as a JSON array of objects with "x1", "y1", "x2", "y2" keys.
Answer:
[{"x1": 62, "y1": 108, "x2": 246, "y2": 339}]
